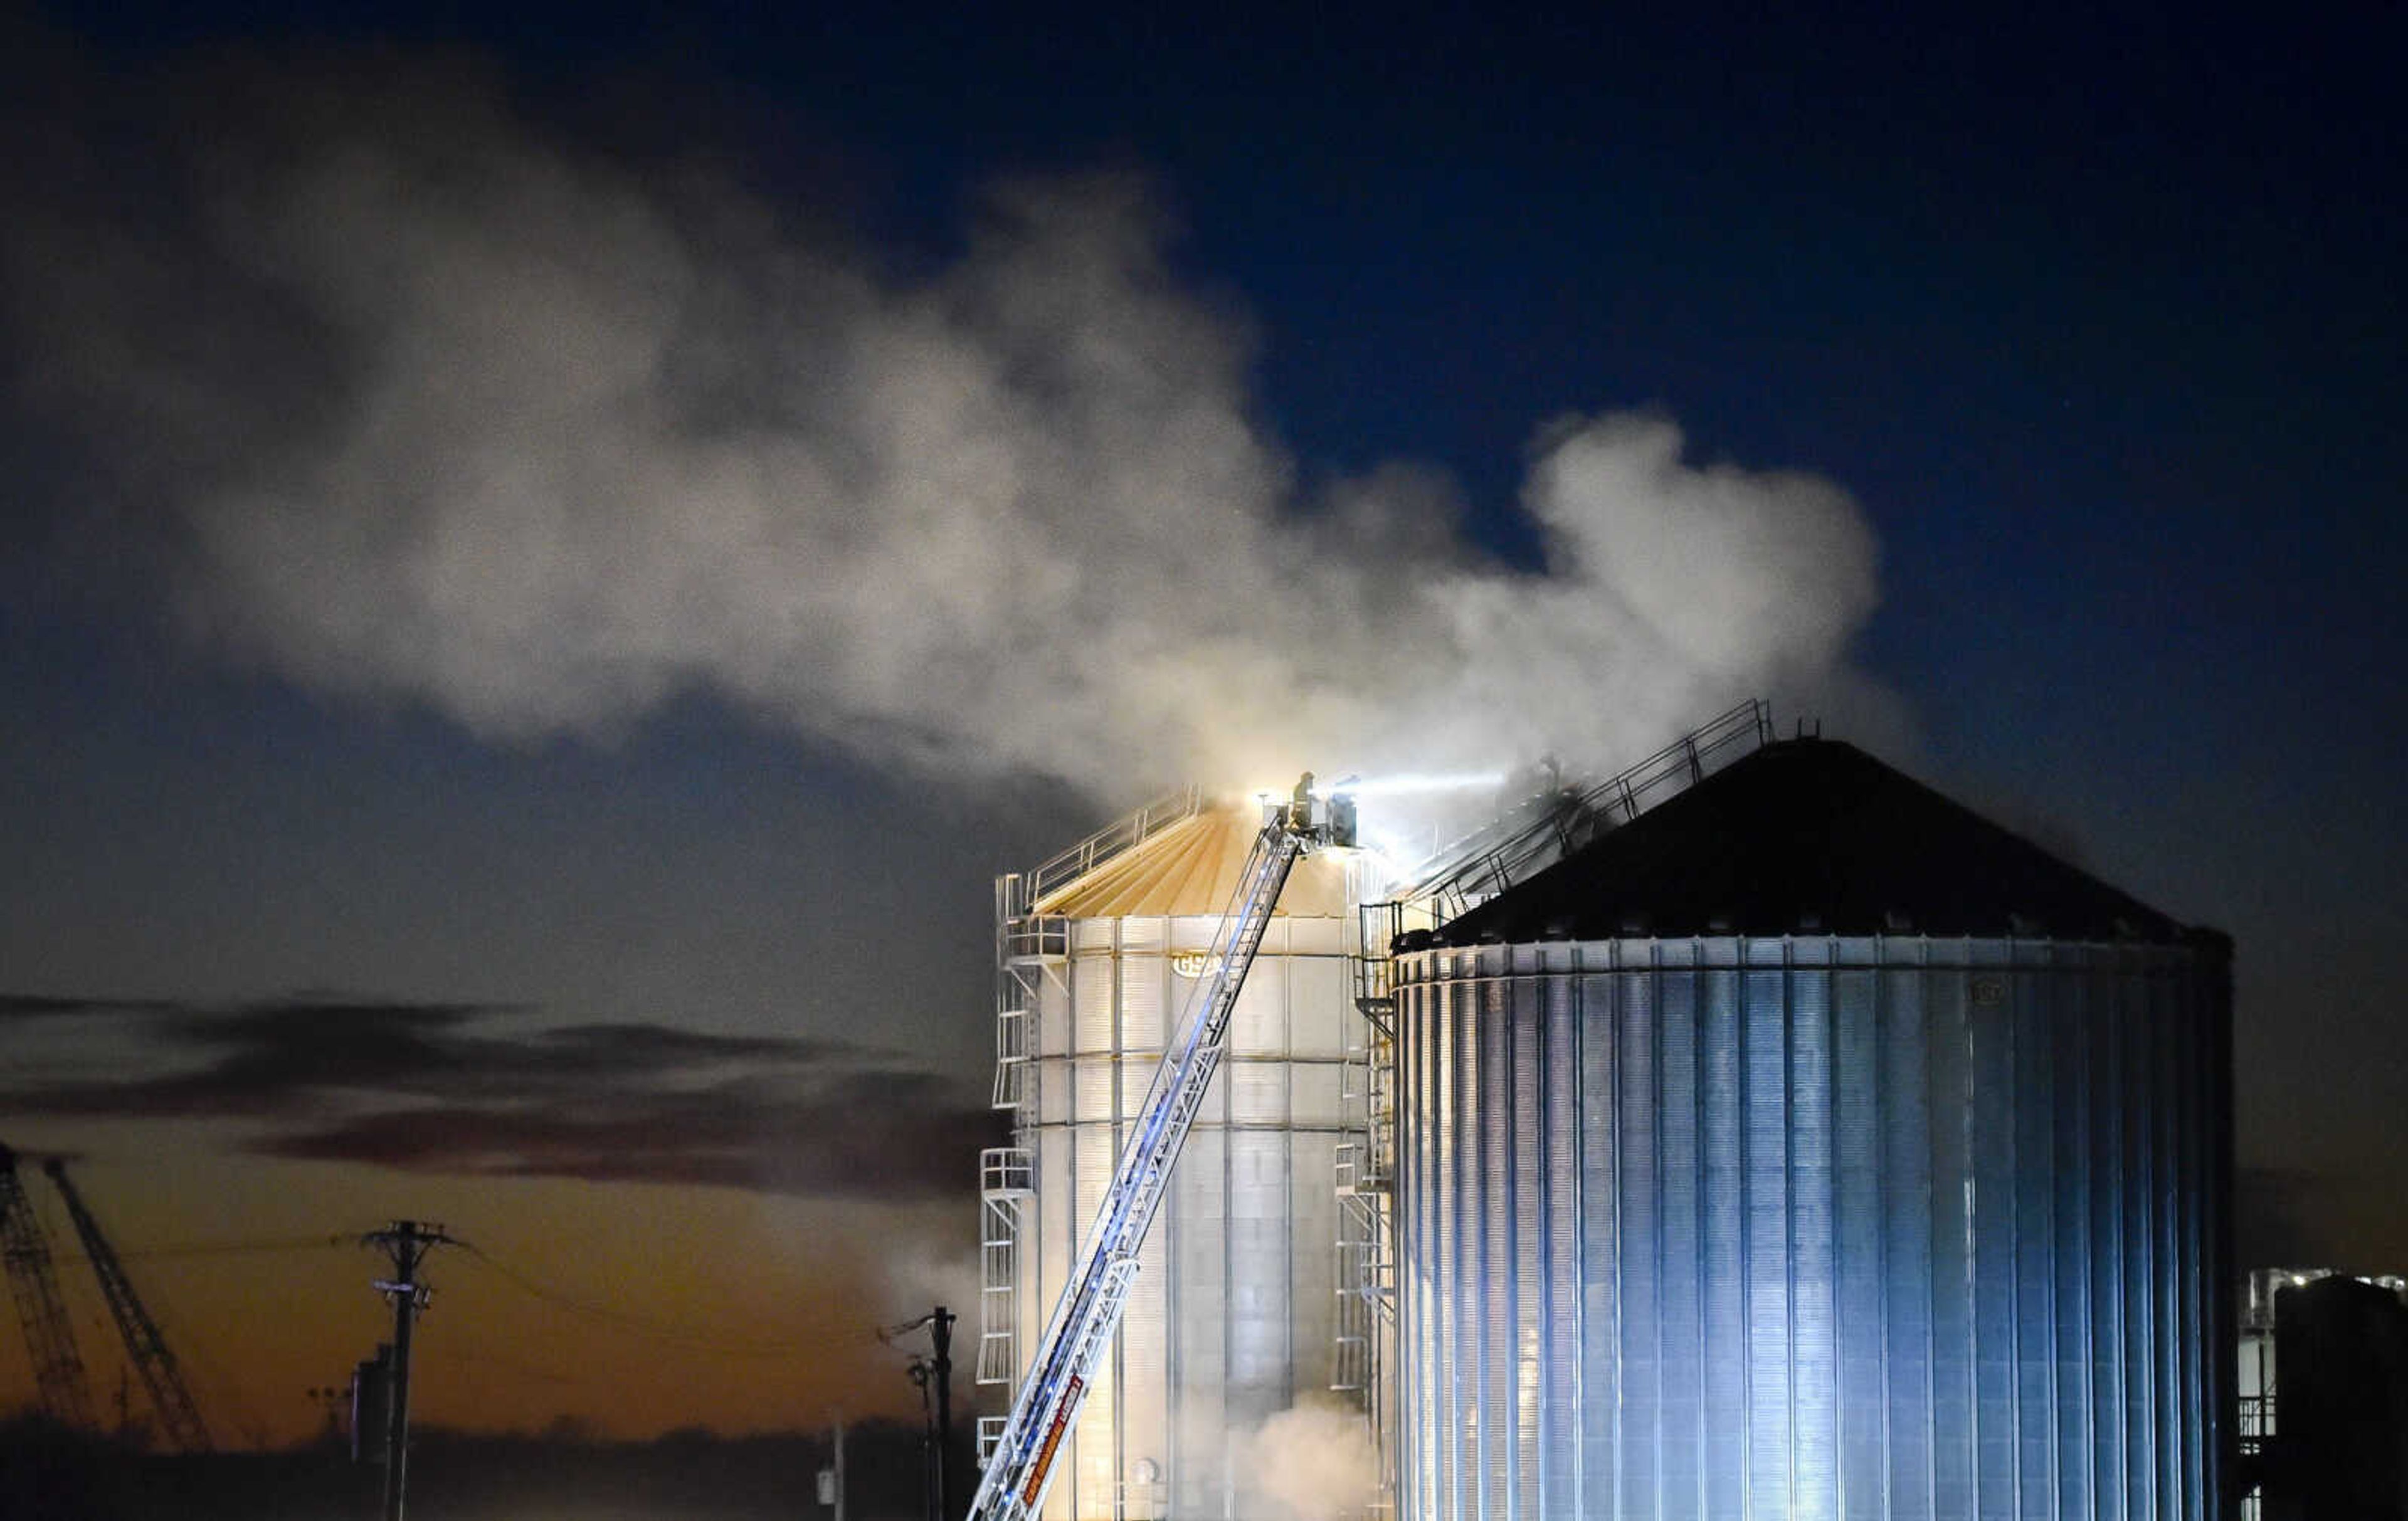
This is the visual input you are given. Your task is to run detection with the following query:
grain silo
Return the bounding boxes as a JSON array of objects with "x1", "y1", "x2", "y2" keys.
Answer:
[
  {"x1": 977, "y1": 791, "x2": 1381, "y2": 1520},
  {"x1": 1390, "y1": 737, "x2": 2236, "y2": 1521}
]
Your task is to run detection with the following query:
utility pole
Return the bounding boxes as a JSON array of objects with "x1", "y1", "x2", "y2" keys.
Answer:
[
  {"x1": 363, "y1": 1221, "x2": 455, "y2": 1521},
  {"x1": 931, "y1": 1305, "x2": 955, "y2": 1521},
  {"x1": 884, "y1": 1304, "x2": 958, "y2": 1521}
]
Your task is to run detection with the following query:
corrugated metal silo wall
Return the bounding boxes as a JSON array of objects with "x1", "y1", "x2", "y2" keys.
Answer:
[
  {"x1": 1395, "y1": 935, "x2": 2234, "y2": 1521},
  {"x1": 1026, "y1": 911, "x2": 1353, "y2": 1520}
]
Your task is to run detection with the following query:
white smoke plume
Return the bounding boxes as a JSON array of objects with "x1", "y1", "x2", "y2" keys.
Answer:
[
  {"x1": 5, "y1": 51, "x2": 1889, "y2": 796},
  {"x1": 1235, "y1": 1401, "x2": 1380, "y2": 1521},
  {"x1": 872, "y1": 1219, "x2": 985, "y2": 1334}
]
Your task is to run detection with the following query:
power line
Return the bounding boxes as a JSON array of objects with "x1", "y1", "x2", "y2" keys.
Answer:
[
  {"x1": 66, "y1": 1234, "x2": 352, "y2": 1265},
  {"x1": 130, "y1": 1275, "x2": 272, "y2": 1451},
  {"x1": 42, "y1": 1157, "x2": 214, "y2": 1452},
  {"x1": 417, "y1": 1342, "x2": 591, "y2": 1387},
  {"x1": 452, "y1": 1243, "x2": 823, "y2": 1359}
]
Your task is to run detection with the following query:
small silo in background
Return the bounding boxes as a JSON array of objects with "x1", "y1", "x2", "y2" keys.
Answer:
[{"x1": 1390, "y1": 737, "x2": 2235, "y2": 1521}]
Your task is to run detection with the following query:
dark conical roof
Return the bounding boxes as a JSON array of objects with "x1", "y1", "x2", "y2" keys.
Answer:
[{"x1": 1435, "y1": 738, "x2": 2207, "y2": 946}]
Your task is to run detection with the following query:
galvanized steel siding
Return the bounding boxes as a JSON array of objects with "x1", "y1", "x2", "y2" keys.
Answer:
[
  {"x1": 1395, "y1": 936, "x2": 2232, "y2": 1521},
  {"x1": 1025, "y1": 912, "x2": 1353, "y2": 1520}
]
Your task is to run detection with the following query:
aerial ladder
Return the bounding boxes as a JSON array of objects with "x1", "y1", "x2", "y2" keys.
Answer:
[
  {"x1": 43, "y1": 1158, "x2": 214, "y2": 1453},
  {"x1": 0, "y1": 1142, "x2": 96, "y2": 1429},
  {"x1": 966, "y1": 777, "x2": 1351, "y2": 1521}
]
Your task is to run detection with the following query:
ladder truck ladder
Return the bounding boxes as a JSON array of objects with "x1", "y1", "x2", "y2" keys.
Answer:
[
  {"x1": 43, "y1": 1158, "x2": 214, "y2": 1453},
  {"x1": 968, "y1": 806, "x2": 1319, "y2": 1521}
]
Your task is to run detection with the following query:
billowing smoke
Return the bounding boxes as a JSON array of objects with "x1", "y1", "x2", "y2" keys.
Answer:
[
  {"x1": 870, "y1": 1216, "x2": 985, "y2": 1332},
  {"x1": 5, "y1": 48, "x2": 1889, "y2": 797},
  {"x1": 1236, "y1": 1401, "x2": 1380, "y2": 1521}
]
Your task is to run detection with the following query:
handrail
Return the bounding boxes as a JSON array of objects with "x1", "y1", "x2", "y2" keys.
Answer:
[
  {"x1": 1396, "y1": 698, "x2": 1772, "y2": 912},
  {"x1": 981, "y1": 1147, "x2": 1035, "y2": 1196},
  {"x1": 1013, "y1": 784, "x2": 1207, "y2": 910}
]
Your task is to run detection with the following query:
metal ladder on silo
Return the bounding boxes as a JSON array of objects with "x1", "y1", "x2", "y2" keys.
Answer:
[
  {"x1": 977, "y1": 786, "x2": 1207, "y2": 1408},
  {"x1": 1334, "y1": 929, "x2": 1400, "y2": 1394},
  {"x1": 1398, "y1": 697, "x2": 1773, "y2": 923},
  {"x1": 968, "y1": 804, "x2": 1327, "y2": 1521},
  {"x1": 976, "y1": 1147, "x2": 1034, "y2": 1394},
  {"x1": 988, "y1": 784, "x2": 1203, "y2": 1113}
]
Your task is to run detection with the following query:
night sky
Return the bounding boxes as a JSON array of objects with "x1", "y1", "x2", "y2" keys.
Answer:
[{"x1": 3, "y1": 1, "x2": 2402, "y2": 1446}]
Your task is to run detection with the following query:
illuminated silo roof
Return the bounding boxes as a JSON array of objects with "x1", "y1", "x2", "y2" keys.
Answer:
[
  {"x1": 1032, "y1": 799, "x2": 1354, "y2": 918},
  {"x1": 1436, "y1": 736, "x2": 2198, "y2": 945}
]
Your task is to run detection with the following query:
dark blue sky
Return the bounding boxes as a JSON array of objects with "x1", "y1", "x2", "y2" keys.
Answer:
[{"x1": 5, "y1": 0, "x2": 2404, "y2": 1295}]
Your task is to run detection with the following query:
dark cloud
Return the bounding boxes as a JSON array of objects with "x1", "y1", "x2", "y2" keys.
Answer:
[
  {"x1": 0, "y1": 993, "x2": 993, "y2": 1203},
  {"x1": 3, "y1": 996, "x2": 846, "y2": 1114},
  {"x1": 257, "y1": 1073, "x2": 1006, "y2": 1201},
  {"x1": 8, "y1": 996, "x2": 498, "y2": 1117},
  {"x1": 0, "y1": 994, "x2": 172, "y2": 1021},
  {"x1": 531, "y1": 1022, "x2": 825, "y2": 1071}
]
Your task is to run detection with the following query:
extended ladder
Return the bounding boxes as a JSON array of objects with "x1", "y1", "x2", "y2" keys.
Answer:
[{"x1": 967, "y1": 812, "x2": 1312, "y2": 1521}]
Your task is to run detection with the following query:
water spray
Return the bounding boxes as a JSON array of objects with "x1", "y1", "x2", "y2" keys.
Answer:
[{"x1": 1314, "y1": 772, "x2": 1506, "y2": 799}]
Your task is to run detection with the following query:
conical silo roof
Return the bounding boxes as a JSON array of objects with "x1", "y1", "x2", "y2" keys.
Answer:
[
  {"x1": 1033, "y1": 800, "x2": 1355, "y2": 918},
  {"x1": 1435, "y1": 737, "x2": 2209, "y2": 945}
]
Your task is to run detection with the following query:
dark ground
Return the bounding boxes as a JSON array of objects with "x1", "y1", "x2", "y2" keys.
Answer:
[{"x1": 0, "y1": 1415, "x2": 971, "y2": 1520}]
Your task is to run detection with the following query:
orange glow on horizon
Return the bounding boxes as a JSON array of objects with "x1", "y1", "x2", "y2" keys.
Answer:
[{"x1": 0, "y1": 1118, "x2": 967, "y2": 1447}]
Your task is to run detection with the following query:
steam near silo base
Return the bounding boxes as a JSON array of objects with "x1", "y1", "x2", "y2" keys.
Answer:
[{"x1": 1235, "y1": 1401, "x2": 1380, "y2": 1521}]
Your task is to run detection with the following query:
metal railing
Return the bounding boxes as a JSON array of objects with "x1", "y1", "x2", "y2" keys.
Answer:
[
  {"x1": 998, "y1": 914, "x2": 1069, "y2": 962},
  {"x1": 981, "y1": 1147, "x2": 1033, "y2": 1196},
  {"x1": 1398, "y1": 698, "x2": 1772, "y2": 924},
  {"x1": 977, "y1": 1149, "x2": 1034, "y2": 1387},
  {"x1": 1001, "y1": 784, "x2": 1207, "y2": 918},
  {"x1": 990, "y1": 1005, "x2": 1030, "y2": 1110}
]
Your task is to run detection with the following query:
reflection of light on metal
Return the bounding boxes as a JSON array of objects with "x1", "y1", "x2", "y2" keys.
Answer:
[
  {"x1": 1397, "y1": 922, "x2": 2227, "y2": 1519},
  {"x1": 1170, "y1": 951, "x2": 1222, "y2": 979}
]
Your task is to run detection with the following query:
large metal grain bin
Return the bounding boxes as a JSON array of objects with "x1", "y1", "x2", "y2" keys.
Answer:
[
  {"x1": 1392, "y1": 739, "x2": 2234, "y2": 1521},
  {"x1": 983, "y1": 797, "x2": 1376, "y2": 1520}
]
